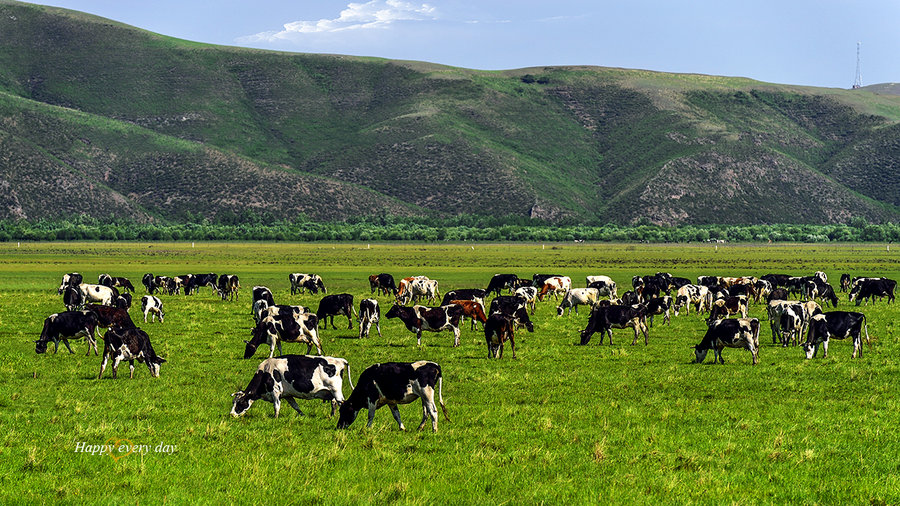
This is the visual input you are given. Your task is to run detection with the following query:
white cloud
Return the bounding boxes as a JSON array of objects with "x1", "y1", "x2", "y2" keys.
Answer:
[{"x1": 238, "y1": 0, "x2": 438, "y2": 43}]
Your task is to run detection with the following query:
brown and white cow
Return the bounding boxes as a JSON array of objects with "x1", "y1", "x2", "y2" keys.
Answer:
[
  {"x1": 538, "y1": 276, "x2": 571, "y2": 302},
  {"x1": 449, "y1": 299, "x2": 488, "y2": 330}
]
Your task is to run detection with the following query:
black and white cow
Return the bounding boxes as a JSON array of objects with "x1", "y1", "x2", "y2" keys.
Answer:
[
  {"x1": 99, "y1": 274, "x2": 135, "y2": 293},
  {"x1": 556, "y1": 288, "x2": 601, "y2": 316},
  {"x1": 643, "y1": 296, "x2": 672, "y2": 327},
  {"x1": 368, "y1": 273, "x2": 397, "y2": 296},
  {"x1": 488, "y1": 295, "x2": 535, "y2": 332},
  {"x1": 316, "y1": 294, "x2": 356, "y2": 330},
  {"x1": 231, "y1": 355, "x2": 351, "y2": 418},
  {"x1": 217, "y1": 274, "x2": 240, "y2": 301},
  {"x1": 578, "y1": 305, "x2": 648, "y2": 346},
  {"x1": 697, "y1": 275, "x2": 720, "y2": 287},
  {"x1": 97, "y1": 327, "x2": 166, "y2": 379},
  {"x1": 514, "y1": 286, "x2": 538, "y2": 314},
  {"x1": 289, "y1": 273, "x2": 327, "y2": 295},
  {"x1": 115, "y1": 293, "x2": 133, "y2": 310},
  {"x1": 57, "y1": 272, "x2": 83, "y2": 294},
  {"x1": 484, "y1": 312, "x2": 516, "y2": 359},
  {"x1": 693, "y1": 317, "x2": 760, "y2": 365},
  {"x1": 760, "y1": 273, "x2": 791, "y2": 289},
  {"x1": 358, "y1": 298, "x2": 382, "y2": 339},
  {"x1": 193, "y1": 273, "x2": 219, "y2": 294},
  {"x1": 79, "y1": 283, "x2": 119, "y2": 306},
  {"x1": 404, "y1": 279, "x2": 440, "y2": 305},
  {"x1": 839, "y1": 273, "x2": 852, "y2": 293},
  {"x1": 245, "y1": 312, "x2": 323, "y2": 358},
  {"x1": 142, "y1": 273, "x2": 156, "y2": 294},
  {"x1": 802, "y1": 311, "x2": 870, "y2": 359},
  {"x1": 849, "y1": 278, "x2": 896, "y2": 306},
  {"x1": 673, "y1": 284, "x2": 709, "y2": 315},
  {"x1": 336, "y1": 361, "x2": 448, "y2": 432},
  {"x1": 141, "y1": 295, "x2": 165, "y2": 323},
  {"x1": 252, "y1": 286, "x2": 276, "y2": 312},
  {"x1": 486, "y1": 274, "x2": 520, "y2": 296},
  {"x1": 62, "y1": 285, "x2": 84, "y2": 311},
  {"x1": 35, "y1": 311, "x2": 99, "y2": 355},
  {"x1": 85, "y1": 304, "x2": 137, "y2": 330},
  {"x1": 385, "y1": 304, "x2": 463, "y2": 347}
]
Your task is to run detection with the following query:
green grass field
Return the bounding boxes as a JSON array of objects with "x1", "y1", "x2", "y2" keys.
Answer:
[{"x1": 2, "y1": 242, "x2": 899, "y2": 504}]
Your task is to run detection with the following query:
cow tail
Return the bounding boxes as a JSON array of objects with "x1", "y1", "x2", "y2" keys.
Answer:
[
  {"x1": 863, "y1": 315, "x2": 872, "y2": 348},
  {"x1": 345, "y1": 360, "x2": 354, "y2": 390},
  {"x1": 437, "y1": 374, "x2": 449, "y2": 422}
]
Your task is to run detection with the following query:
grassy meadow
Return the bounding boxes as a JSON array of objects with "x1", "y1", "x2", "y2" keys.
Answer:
[{"x1": 1, "y1": 241, "x2": 899, "y2": 504}]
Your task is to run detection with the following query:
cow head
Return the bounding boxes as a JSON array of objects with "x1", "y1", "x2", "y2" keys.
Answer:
[
  {"x1": 385, "y1": 304, "x2": 403, "y2": 320},
  {"x1": 148, "y1": 357, "x2": 165, "y2": 378},
  {"x1": 34, "y1": 338, "x2": 48, "y2": 354},
  {"x1": 231, "y1": 391, "x2": 255, "y2": 417},
  {"x1": 693, "y1": 345, "x2": 709, "y2": 364},
  {"x1": 244, "y1": 321, "x2": 273, "y2": 359},
  {"x1": 336, "y1": 401, "x2": 359, "y2": 429}
]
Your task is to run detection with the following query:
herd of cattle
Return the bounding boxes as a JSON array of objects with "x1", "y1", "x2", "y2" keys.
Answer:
[{"x1": 35, "y1": 268, "x2": 894, "y2": 432}]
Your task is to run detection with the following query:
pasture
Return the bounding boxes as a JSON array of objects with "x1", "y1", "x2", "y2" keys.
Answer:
[{"x1": 2, "y1": 242, "x2": 899, "y2": 504}]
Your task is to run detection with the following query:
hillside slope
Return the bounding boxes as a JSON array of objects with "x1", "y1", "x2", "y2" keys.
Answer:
[{"x1": 1, "y1": 1, "x2": 900, "y2": 225}]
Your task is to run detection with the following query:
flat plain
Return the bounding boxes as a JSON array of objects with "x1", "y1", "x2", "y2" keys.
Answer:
[{"x1": 1, "y1": 241, "x2": 899, "y2": 504}]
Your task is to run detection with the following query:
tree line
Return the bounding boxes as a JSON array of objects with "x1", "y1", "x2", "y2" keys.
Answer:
[{"x1": 1, "y1": 216, "x2": 898, "y2": 243}]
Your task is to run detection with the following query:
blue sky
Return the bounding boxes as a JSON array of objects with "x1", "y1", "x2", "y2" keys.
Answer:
[{"x1": 29, "y1": 0, "x2": 899, "y2": 89}]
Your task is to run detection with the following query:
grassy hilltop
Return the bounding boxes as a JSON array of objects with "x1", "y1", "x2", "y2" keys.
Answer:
[{"x1": 2, "y1": 1, "x2": 900, "y2": 225}]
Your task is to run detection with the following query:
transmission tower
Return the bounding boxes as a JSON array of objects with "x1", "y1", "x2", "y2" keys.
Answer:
[{"x1": 852, "y1": 42, "x2": 862, "y2": 89}]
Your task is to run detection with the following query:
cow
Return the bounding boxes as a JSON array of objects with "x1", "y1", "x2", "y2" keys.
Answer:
[
  {"x1": 440, "y1": 289, "x2": 487, "y2": 308},
  {"x1": 850, "y1": 278, "x2": 896, "y2": 306},
  {"x1": 141, "y1": 296, "x2": 165, "y2": 323},
  {"x1": 586, "y1": 275, "x2": 618, "y2": 299},
  {"x1": 816, "y1": 283, "x2": 840, "y2": 308},
  {"x1": 177, "y1": 274, "x2": 198, "y2": 295},
  {"x1": 697, "y1": 276, "x2": 720, "y2": 287},
  {"x1": 79, "y1": 283, "x2": 118, "y2": 306},
  {"x1": 538, "y1": 276, "x2": 571, "y2": 302},
  {"x1": 368, "y1": 273, "x2": 397, "y2": 296},
  {"x1": 802, "y1": 312, "x2": 870, "y2": 359},
  {"x1": 514, "y1": 286, "x2": 538, "y2": 314},
  {"x1": 385, "y1": 304, "x2": 463, "y2": 347},
  {"x1": 760, "y1": 273, "x2": 791, "y2": 289},
  {"x1": 85, "y1": 304, "x2": 137, "y2": 330},
  {"x1": 35, "y1": 311, "x2": 99, "y2": 355},
  {"x1": 532, "y1": 273, "x2": 565, "y2": 288},
  {"x1": 154, "y1": 275, "x2": 174, "y2": 295},
  {"x1": 673, "y1": 284, "x2": 709, "y2": 316},
  {"x1": 252, "y1": 286, "x2": 276, "y2": 313},
  {"x1": 839, "y1": 273, "x2": 852, "y2": 293},
  {"x1": 336, "y1": 361, "x2": 448, "y2": 432},
  {"x1": 767, "y1": 288, "x2": 789, "y2": 303},
  {"x1": 486, "y1": 274, "x2": 519, "y2": 296},
  {"x1": 257, "y1": 304, "x2": 307, "y2": 326},
  {"x1": 578, "y1": 305, "x2": 648, "y2": 346},
  {"x1": 99, "y1": 274, "x2": 135, "y2": 293},
  {"x1": 449, "y1": 299, "x2": 488, "y2": 330},
  {"x1": 404, "y1": 279, "x2": 440, "y2": 305},
  {"x1": 752, "y1": 279, "x2": 773, "y2": 303},
  {"x1": 301, "y1": 274, "x2": 327, "y2": 295},
  {"x1": 644, "y1": 296, "x2": 672, "y2": 327},
  {"x1": 315, "y1": 294, "x2": 355, "y2": 330},
  {"x1": 488, "y1": 296, "x2": 535, "y2": 332},
  {"x1": 62, "y1": 285, "x2": 84, "y2": 311},
  {"x1": 707, "y1": 296, "x2": 749, "y2": 322},
  {"x1": 767, "y1": 300, "x2": 822, "y2": 346},
  {"x1": 97, "y1": 327, "x2": 166, "y2": 379},
  {"x1": 57, "y1": 272, "x2": 83, "y2": 294},
  {"x1": 484, "y1": 312, "x2": 516, "y2": 358},
  {"x1": 670, "y1": 277, "x2": 692, "y2": 290},
  {"x1": 193, "y1": 273, "x2": 219, "y2": 294},
  {"x1": 556, "y1": 288, "x2": 601, "y2": 316},
  {"x1": 217, "y1": 274, "x2": 240, "y2": 301},
  {"x1": 618, "y1": 290, "x2": 640, "y2": 307},
  {"x1": 693, "y1": 318, "x2": 760, "y2": 365},
  {"x1": 396, "y1": 276, "x2": 429, "y2": 304},
  {"x1": 358, "y1": 298, "x2": 382, "y2": 339},
  {"x1": 142, "y1": 273, "x2": 156, "y2": 294},
  {"x1": 115, "y1": 293, "x2": 132, "y2": 310},
  {"x1": 244, "y1": 311, "x2": 323, "y2": 359},
  {"x1": 778, "y1": 304, "x2": 806, "y2": 347},
  {"x1": 231, "y1": 355, "x2": 351, "y2": 418}
]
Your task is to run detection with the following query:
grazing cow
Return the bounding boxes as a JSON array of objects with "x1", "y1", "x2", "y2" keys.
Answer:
[
  {"x1": 62, "y1": 285, "x2": 84, "y2": 311},
  {"x1": 231, "y1": 355, "x2": 351, "y2": 418},
  {"x1": 850, "y1": 278, "x2": 896, "y2": 306},
  {"x1": 670, "y1": 277, "x2": 692, "y2": 290},
  {"x1": 85, "y1": 304, "x2": 137, "y2": 330},
  {"x1": 141, "y1": 296, "x2": 165, "y2": 323},
  {"x1": 486, "y1": 274, "x2": 520, "y2": 296},
  {"x1": 245, "y1": 312, "x2": 323, "y2": 358},
  {"x1": 217, "y1": 275, "x2": 240, "y2": 301},
  {"x1": 489, "y1": 296, "x2": 535, "y2": 332},
  {"x1": 816, "y1": 283, "x2": 840, "y2": 308},
  {"x1": 767, "y1": 288, "x2": 789, "y2": 303},
  {"x1": 802, "y1": 312, "x2": 870, "y2": 359},
  {"x1": 154, "y1": 276, "x2": 174, "y2": 295},
  {"x1": 385, "y1": 304, "x2": 463, "y2": 347},
  {"x1": 57, "y1": 272, "x2": 83, "y2": 294},
  {"x1": 79, "y1": 283, "x2": 118, "y2": 306},
  {"x1": 752, "y1": 279, "x2": 773, "y2": 303},
  {"x1": 673, "y1": 284, "x2": 709, "y2": 316},
  {"x1": 538, "y1": 276, "x2": 571, "y2": 301},
  {"x1": 761, "y1": 273, "x2": 791, "y2": 289},
  {"x1": 697, "y1": 276, "x2": 720, "y2": 287},
  {"x1": 178, "y1": 274, "x2": 199, "y2": 295},
  {"x1": 142, "y1": 273, "x2": 156, "y2": 294},
  {"x1": 556, "y1": 288, "x2": 601, "y2": 316},
  {"x1": 256, "y1": 304, "x2": 307, "y2": 326},
  {"x1": 514, "y1": 286, "x2": 538, "y2": 314},
  {"x1": 449, "y1": 299, "x2": 487, "y2": 330},
  {"x1": 707, "y1": 296, "x2": 749, "y2": 322},
  {"x1": 586, "y1": 276, "x2": 618, "y2": 299},
  {"x1": 99, "y1": 274, "x2": 135, "y2": 293},
  {"x1": 115, "y1": 293, "x2": 132, "y2": 310},
  {"x1": 368, "y1": 273, "x2": 397, "y2": 296},
  {"x1": 839, "y1": 273, "x2": 852, "y2": 293},
  {"x1": 358, "y1": 298, "x2": 382, "y2": 339},
  {"x1": 405, "y1": 279, "x2": 440, "y2": 305},
  {"x1": 316, "y1": 294, "x2": 356, "y2": 330},
  {"x1": 440, "y1": 289, "x2": 487, "y2": 308},
  {"x1": 484, "y1": 312, "x2": 516, "y2": 358},
  {"x1": 302, "y1": 274, "x2": 327, "y2": 295},
  {"x1": 252, "y1": 286, "x2": 276, "y2": 313},
  {"x1": 97, "y1": 327, "x2": 166, "y2": 379},
  {"x1": 532, "y1": 274, "x2": 565, "y2": 288},
  {"x1": 767, "y1": 300, "x2": 822, "y2": 346},
  {"x1": 193, "y1": 273, "x2": 219, "y2": 294},
  {"x1": 693, "y1": 318, "x2": 760, "y2": 365},
  {"x1": 336, "y1": 361, "x2": 448, "y2": 432},
  {"x1": 578, "y1": 305, "x2": 648, "y2": 346},
  {"x1": 35, "y1": 311, "x2": 99, "y2": 355},
  {"x1": 644, "y1": 296, "x2": 672, "y2": 327},
  {"x1": 396, "y1": 276, "x2": 430, "y2": 304},
  {"x1": 778, "y1": 304, "x2": 806, "y2": 347}
]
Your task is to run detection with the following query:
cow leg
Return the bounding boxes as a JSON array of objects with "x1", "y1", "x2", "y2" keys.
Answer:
[
  {"x1": 129, "y1": 360, "x2": 135, "y2": 379},
  {"x1": 376, "y1": 320, "x2": 382, "y2": 338},
  {"x1": 452, "y1": 327, "x2": 460, "y2": 347},
  {"x1": 330, "y1": 316, "x2": 337, "y2": 330},
  {"x1": 389, "y1": 405, "x2": 405, "y2": 430},
  {"x1": 276, "y1": 340, "x2": 284, "y2": 357},
  {"x1": 347, "y1": 312, "x2": 353, "y2": 330},
  {"x1": 605, "y1": 328, "x2": 613, "y2": 346},
  {"x1": 366, "y1": 402, "x2": 378, "y2": 428},
  {"x1": 748, "y1": 343, "x2": 758, "y2": 365},
  {"x1": 416, "y1": 329, "x2": 423, "y2": 347},
  {"x1": 62, "y1": 339, "x2": 75, "y2": 354},
  {"x1": 664, "y1": 310, "x2": 670, "y2": 325},
  {"x1": 98, "y1": 351, "x2": 110, "y2": 379},
  {"x1": 510, "y1": 333, "x2": 516, "y2": 359},
  {"x1": 715, "y1": 346, "x2": 724, "y2": 364},
  {"x1": 111, "y1": 356, "x2": 123, "y2": 379},
  {"x1": 823, "y1": 339, "x2": 830, "y2": 359},
  {"x1": 285, "y1": 397, "x2": 304, "y2": 416}
]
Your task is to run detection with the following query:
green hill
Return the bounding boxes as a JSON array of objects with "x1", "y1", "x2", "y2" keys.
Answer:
[{"x1": 2, "y1": 0, "x2": 900, "y2": 225}]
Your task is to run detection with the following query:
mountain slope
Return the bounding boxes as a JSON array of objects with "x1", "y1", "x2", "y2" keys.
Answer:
[{"x1": 1, "y1": 0, "x2": 900, "y2": 225}]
